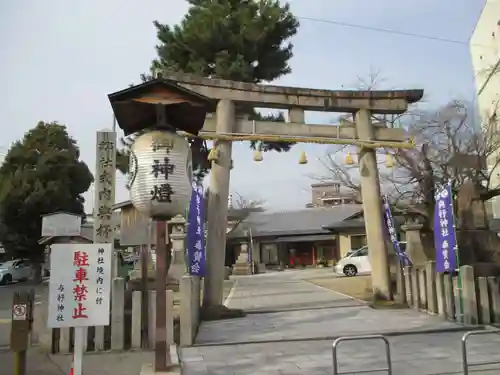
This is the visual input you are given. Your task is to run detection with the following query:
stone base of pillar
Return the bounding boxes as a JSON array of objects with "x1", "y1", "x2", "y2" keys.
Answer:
[
  {"x1": 232, "y1": 262, "x2": 251, "y2": 275},
  {"x1": 232, "y1": 251, "x2": 252, "y2": 275}
]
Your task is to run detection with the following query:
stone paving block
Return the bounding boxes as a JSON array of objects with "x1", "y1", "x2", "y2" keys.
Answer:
[
  {"x1": 184, "y1": 273, "x2": 492, "y2": 375},
  {"x1": 280, "y1": 371, "x2": 327, "y2": 375}
]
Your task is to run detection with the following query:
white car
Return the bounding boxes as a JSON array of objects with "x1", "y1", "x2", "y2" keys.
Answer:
[
  {"x1": 335, "y1": 242, "x2": 407, "y2": 277},
  {"x1": 335, "y1": 246, "x2": 370, "y2": 277},
  {"x1": 0, "y1": 259, "x2": 32, "y2": 285}
]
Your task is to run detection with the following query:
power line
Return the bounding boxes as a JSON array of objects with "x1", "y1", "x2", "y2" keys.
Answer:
[{"x1": 297, "y1": 16, "x2": 472, "y2": 46}]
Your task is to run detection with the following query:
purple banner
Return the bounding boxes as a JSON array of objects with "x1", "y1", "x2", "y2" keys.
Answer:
[
  {"x1": 434, "y1": 183, "x2": 457, "y2": 273},
  {"x1": 382, "y1": 195, "x2": 412, "y2": 266},
  {"x1": 187, "y1": 183, "x2": 206, "y2": 276}
]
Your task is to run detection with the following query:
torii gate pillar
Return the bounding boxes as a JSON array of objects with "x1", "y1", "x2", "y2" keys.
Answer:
[
  {"x1": 203, "y1": 99, "x2": 235, "y2": 307},
  {"x1": 355, "y1": 109, "x2": 391, "y2": 300}
]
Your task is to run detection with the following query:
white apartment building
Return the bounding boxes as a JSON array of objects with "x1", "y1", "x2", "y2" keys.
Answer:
[{"x1": 470, "y1": 0, "x2": 500, "y2": 217}]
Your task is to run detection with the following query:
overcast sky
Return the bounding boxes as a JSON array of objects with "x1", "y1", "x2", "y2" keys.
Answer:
[{"x1": 1, "y1": 0, "x2": 485, "y2": 212}]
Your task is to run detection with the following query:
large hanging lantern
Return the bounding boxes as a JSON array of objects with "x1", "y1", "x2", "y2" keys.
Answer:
[{"x1": 128, "y1": 130, "x2": 193, "y2": 218}]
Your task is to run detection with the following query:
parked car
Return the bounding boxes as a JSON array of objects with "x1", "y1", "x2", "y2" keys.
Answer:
[
  {"x1": 0, "y1": 259, "x2": 32, "y2": 285},
  {"x1": 335, "y1": 242, "x2": 407, "y2": 277}
]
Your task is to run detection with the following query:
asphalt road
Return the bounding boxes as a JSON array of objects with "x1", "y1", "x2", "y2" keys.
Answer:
[{"x1": 0, "y1": 282, "x2": 45, "y2": 348}]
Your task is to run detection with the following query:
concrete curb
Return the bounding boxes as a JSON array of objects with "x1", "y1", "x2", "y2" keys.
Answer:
[
  {"x1": 192, "y1": 324, "x2": 486, "y2": 347},
  {"x1": 223, "y1": 279, "x2": 238, "y2": 307},
  {"x1": 243, "y1": 303, "x2": 364, "y2": 315}
]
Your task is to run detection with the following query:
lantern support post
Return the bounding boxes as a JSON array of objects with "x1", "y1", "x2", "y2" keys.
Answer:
[{"x1": 154, "y1": 219, "x2": 171, "y2": 372}]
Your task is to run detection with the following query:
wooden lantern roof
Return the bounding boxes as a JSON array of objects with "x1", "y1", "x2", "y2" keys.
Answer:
[{"x1": 108, "y1": 78, "x2": 216, "y2": 136}]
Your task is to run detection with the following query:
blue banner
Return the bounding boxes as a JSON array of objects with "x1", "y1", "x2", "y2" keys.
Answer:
[
  {"x1": 186, "y1": 183, "x2": 206, "y2": 276},
  {"x1": 382, "y1": 195, "x2": 412, "y2": 266},
  {"x1": 434, "y1": 183, "x2": 457, "y2": 273}
]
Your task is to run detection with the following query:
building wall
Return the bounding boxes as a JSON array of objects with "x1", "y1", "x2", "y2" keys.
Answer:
[
  {"x1": 338, "y1": 233, "x2": 367, "y2": 259},
  {"x1": 310, "y1": 182, "x2": 358, "y2": 207},
  {"x1": 338, "y1": 234, "x2": 351, "y2": 258},
  {"x1": 470, "y1": 1, "x2": 500, "y2": 217}
]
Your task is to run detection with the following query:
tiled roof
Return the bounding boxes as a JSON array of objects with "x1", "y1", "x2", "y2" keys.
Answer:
[
  {"x1": 323, "y1": 215, "x2": 405, "y2": 231},
  {"x1": 229, "y1": 205, "x2": 362, "y2": 239}
]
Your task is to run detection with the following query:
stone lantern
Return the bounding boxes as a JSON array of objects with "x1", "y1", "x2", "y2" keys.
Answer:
[
  {"x1": 401, "y1": 216, "x2": 428, "y2": 266},
  {"x1": 168, "y1": 214, "x2": 188, "y2": 286}
]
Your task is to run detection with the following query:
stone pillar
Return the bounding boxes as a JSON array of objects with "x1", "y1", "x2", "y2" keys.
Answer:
[
  {"x1": 180, "y1": 276, "x2": 194, "y2": 347},
  {"x1": 488, "y1": 277, "x2": 500, "y2": 323},
  {"x1": 204, "y1": 99, "x2": 234, "y2": 308},
  {"x1": 400, "y1": 223, "x2": 427, "y2": 266},
  {"x1": 436, "y1": 272, "x2": 446, "y2": 316},
  {"x1": 444, "y1": 273, "x2": 454, "y2": 320},
  {"x1": 411, "y1": 267, "x2": 420, "y2": 309},
  {"x1": 477, "y1": 277, "x2": 491, "y2": 324},
  {"x1": 426, "y1": 261, "x2": 437, "y2": 314},
  {"x1": 418, "y1": 267, "x2": 427, "y2": 310},
  {"x1": 395, "y1": 263, "x2": 406, "y2": 305},
  {"x1": 403, "y1": 266, "x2": 413, "y2": 307},
  {"x1": 461, "y1": 265, "x2": 478, "y2": 325},
  {"x1": 355, "y1": 109, "x2": 391, "y2": 300},
  {"x1": 131, "y1": 291, "x2": 142, "y2": 349},
  {"x1": 168, "y1": 214, "x2": 188, "y2": 285},
  {"x1": 453, "y1": 276, "x2": 463, "y2": 322},
  {"x1": 111, "y1": 277, "x2": 125, "y2": 351},
  {"x1": 232, "y1": 242, "x2": 252, "y2": 275}
]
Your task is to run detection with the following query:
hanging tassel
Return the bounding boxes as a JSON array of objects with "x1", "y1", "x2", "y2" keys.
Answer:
[
  {"x1": 298, "y1": 151, "x2": 308, "y2": 165},
  {"x1": 253, "y1": 149, "x2": 263, "y2": 162},
  {"x1": 345, "y1": 152, "x2": 355, "y2": 165},
  {"x1": 207, "y1": 147, "x2": 218, "y2": 162},
  {"x1": 385, "y1": 153, "x2": 394, "y2": 168}
]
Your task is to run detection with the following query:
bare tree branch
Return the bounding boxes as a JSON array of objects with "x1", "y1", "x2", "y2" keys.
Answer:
[
  {"x1": 314, "y1": 72, "x2": 500, "y2": 230},
  {"x1": 225, "y1": 192, "x2": 265, "y2": 235}
]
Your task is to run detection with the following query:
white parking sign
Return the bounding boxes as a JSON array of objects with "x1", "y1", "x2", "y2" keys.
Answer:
[{"x1": 12, "y1": 304, "x2": 27, "y2": 321}]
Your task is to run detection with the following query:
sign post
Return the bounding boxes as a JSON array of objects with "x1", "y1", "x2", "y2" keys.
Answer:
[
  {"x1": 93, "y1": 130, "x2": 117, "y2": 273},
  {"x1": 10, "y1": 290, "x2": 34, "y2": 375},
  {"x1": 47, "y1": 243, "x2": 113, "y2": 375}
]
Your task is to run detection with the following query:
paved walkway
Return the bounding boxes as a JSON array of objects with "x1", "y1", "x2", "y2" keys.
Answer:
[
  {"x1": 0, "y1": 348, "x2": 153, "y2": 375},
  {"x1": 181, "y1": 270, "x2": 500, "y2": 375}
]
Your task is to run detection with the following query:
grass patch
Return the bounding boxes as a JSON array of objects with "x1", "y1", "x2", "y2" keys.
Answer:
[
  {"x1": 307, "y1": 275, "x2": 373, "y2": 301},
  {"x1": 369, "y1": 299, "x2": 407, "y2": 309},
  {"x1": 307, "y1": 276, "x2": 407, "y2": 309}
]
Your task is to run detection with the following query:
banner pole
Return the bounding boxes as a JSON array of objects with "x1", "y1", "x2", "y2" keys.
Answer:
[{"x1": 448, "y1": 182, "x2": 463, "y2": 320}]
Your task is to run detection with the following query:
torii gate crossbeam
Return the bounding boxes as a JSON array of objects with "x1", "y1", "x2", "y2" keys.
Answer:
[{"x1": 155, "y1": 73, "x2": 422, "y2": 305}]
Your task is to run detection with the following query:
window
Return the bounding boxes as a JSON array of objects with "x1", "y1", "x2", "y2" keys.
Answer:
[
  {"x1": 350, "y1": 235, "x2": 367, "y2": 250},
  {"x1": 356, "y1": 247, "x2": 368, "y2": 257},
  {"x1": 14, "y1": 260, "x2": 26, "y2": 268}
]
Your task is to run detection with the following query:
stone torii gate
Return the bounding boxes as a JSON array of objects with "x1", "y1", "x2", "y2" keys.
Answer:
[{"x1": 109, "y1": 72, "x2": 423, "y2": 304}]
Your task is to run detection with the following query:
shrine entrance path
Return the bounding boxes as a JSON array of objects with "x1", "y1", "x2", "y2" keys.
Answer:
[{"x1": 181, "y1": 270, "x2": 498, "y2": 375}]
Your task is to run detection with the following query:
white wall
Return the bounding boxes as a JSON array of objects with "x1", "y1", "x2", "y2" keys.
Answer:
[{"x1": 470, "y1": 1, "x2": 500, "y2": 217}]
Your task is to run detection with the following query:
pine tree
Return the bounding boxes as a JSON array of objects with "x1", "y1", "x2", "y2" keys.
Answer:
[
  {"x1": 0, "y1": 122, "x2": 93, "y2": 276},
  {"x1": 117, "y1": 0, "x2": 299, "y2": 179}
]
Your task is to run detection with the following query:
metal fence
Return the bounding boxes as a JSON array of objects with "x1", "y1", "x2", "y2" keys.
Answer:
[
  {"x1": 333, "y1": 330, "x2": 500, "y2": 375},
  {"x1": 332, "y1": 335, "x2": 392, "y2": 375}
]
